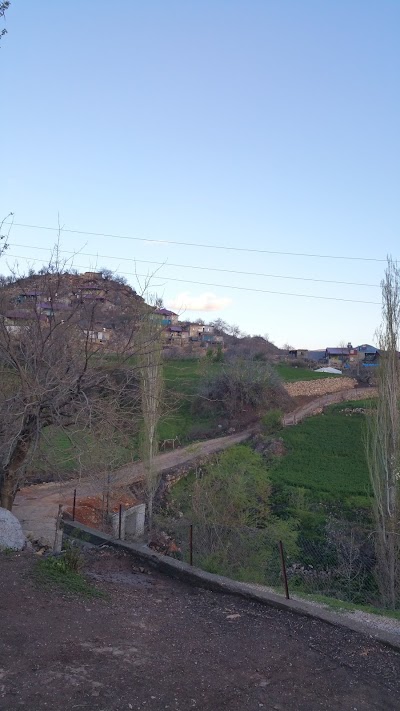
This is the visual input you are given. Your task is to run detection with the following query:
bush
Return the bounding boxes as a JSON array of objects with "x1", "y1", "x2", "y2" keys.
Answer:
[
  {"x1": 261, "y1": 409, "x2": 283, "y2": 435},
  {"x1": 286, "y1": 358, "x2": 313, "y2": 369},
  {"x1": 195, "y1": 358, "x2": 290, "y2": 420},
  {"x1": 166, "y1": 445, "x2": 299, "y2": 586}
]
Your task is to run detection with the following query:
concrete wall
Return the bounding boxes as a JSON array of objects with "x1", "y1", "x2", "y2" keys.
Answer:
[
  {"x1": 284, "y1": 377, "x2": 357, "y2": 398},
  {"x1": 62, "y1": 519, "x2": 400, "y2": 651}
]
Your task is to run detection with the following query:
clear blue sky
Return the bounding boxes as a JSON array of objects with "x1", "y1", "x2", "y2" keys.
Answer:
[{"x1": 1, "y1": 1, "x2": 399, "y2": 348}]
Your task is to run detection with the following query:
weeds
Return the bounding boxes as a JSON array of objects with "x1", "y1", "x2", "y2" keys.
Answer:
[
  {"x1": 34, "y1": 544, "x2": 103, "y2": 598},
  {"x1": 0, "y1": 546, "x2": 16, "y2": 555},
  {"x1": 297, "y1": 592, "x2": 400, "y2": 621}
]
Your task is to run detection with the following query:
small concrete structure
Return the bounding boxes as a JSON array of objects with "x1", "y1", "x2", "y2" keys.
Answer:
[
  {"x1": 110, "y1": 503, "x2": 146, "y2": 541},
  {"x1": 0, "y1": 507, "x2": 27, "y2": 550}
]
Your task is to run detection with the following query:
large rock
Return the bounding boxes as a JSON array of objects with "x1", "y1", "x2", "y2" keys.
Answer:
[{"x1": 0, "y1": 507, "x2": 27, "y2": 551}]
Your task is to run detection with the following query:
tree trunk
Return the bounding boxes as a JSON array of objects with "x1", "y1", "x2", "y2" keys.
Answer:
[
  {"x1": 0, "y1": 431, "x2": 32, "y2": 511},
  {"x1": 0, "y1": 472, "x2": 14, "y2": 510}
]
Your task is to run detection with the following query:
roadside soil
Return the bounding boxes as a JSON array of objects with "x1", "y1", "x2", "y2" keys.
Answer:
[{"x1": 1, "y1": 548, "x2": 400, "y2": 711}]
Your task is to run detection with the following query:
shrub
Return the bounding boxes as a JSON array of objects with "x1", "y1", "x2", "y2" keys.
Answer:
[
  {"x1": 214, "y1": 344, "x2": 224, "y2": 362},
  {"x1": 168, "y1": 445, "x2": 299, "y2": 586},
  {"x1": 286, "y1": 358, "x2": 312, "y2": 369},
  {"x1": 196, "y1": 358, "x2": 290, "y2": 420},
  {"x1": 261, "y1": 409, "x2": 283, "y2": 435}
]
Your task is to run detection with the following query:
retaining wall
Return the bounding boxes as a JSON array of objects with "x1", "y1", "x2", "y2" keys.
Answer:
[
  {"x1": 63, "y1": 519, "x2": 400, "y2": 651},
  {"x1": 284, "y1": 377, "x2": 357, "y2": 398}
]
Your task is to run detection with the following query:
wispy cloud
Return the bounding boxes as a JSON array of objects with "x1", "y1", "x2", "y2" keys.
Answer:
[{"x1": 167, "y1": 291, "x2": 232, "y2": 312}]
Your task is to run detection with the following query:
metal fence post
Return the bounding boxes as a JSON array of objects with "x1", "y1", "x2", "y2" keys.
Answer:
[
  {"x1": 278, "y1": 540, "x2": 290, "y2": 599},
  {"x1": 106, "y1": 473, "x2": 110, "y2": 518},
  {"x1": 72, "y1": 488, "x2": 77, "y2": 521},
  {"x1": 189, "y1": 524, "x2": 193, "y2": 566},
  {"x1": 118, "y1": 504, "x2": 123, "y2": 540}
]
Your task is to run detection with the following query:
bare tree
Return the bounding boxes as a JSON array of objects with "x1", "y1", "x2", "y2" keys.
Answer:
[
  {"x1": 0, "y1": 1, "x2": 10, "y2": 46},
  {"x1": 0, "y1": 213, "x2": 13, "y2": 258},
  {"x1": 228, "y1": 324, "x2": 242, "y2": 338},
  {"x1": 366, "y1": 257, "x2": 400, "y2": 608},
  {"x1": 0, "y1": 264, "x2": 143, "y2": 510},
  {"x1": 209, "y1": 318, "x2": 228, "y2": 334},
  {"x1": 196, "y1": 357, "x2": 290, "y2": 421},
  {"x1": 154, "y1": 296, "x2": 164, "y2": 309}
]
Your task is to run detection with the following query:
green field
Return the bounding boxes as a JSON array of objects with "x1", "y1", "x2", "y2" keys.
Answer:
[
  {"x1": 170, "y1": 399, "x2": 372, "y2": 519},
  {"x1": 270, "y1": 400, "x2": 373, "y2": 514},
  {"x1": 275, "y1": 364, "x2": 341, "y2": 382}
]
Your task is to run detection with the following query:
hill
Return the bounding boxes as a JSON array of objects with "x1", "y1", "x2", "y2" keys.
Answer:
[{"x1": 0, "y1": 269, "x2": 145, "y2": 346}]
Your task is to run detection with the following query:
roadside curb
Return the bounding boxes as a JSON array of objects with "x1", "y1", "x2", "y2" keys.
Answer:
[{"x1": 64, "y1": 519, "x2": 400, "y2": 653}]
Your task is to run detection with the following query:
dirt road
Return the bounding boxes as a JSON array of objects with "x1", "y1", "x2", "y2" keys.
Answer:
[
  {"x1": 13, "y1": 387, "x2": 377, "y2": 545},
  {"x1": 1, "y1": 548, "x2": 400, "y2": 710},
  {"x1": 283, "y1": 387, "x2": 377, "y2": 426},
  {"x1": 14, "y1": 428, "x2": 253, "y2": 545}
]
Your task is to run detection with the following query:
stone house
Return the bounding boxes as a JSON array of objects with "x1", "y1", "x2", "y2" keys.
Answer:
[
  {"x1": 325, "y1": 346, "x2": 358, "y2": 368},
  {"x1": 155, "y1": 308, "x2": 179, "y2": 326}
]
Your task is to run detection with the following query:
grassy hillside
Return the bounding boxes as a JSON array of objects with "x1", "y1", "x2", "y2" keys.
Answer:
[
  {"x1": 31, "y1": 358, "x2": 348, "y2": 481},
  {"x1": 31, "y1": 359, "x2": 222, "y2": 479},
  {"x1": 159, "y1": 359, "x2": 221, "y2": 442}
]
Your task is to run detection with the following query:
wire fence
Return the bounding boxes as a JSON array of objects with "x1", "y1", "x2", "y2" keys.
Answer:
[
  {"x1": 62, "y1": 470, "x2": 144, "y2": 541},
  {"x1": 155, "y1": 516, "x2": 396, "y2": 611},
  {"x1": 61, "y1": 482, "x2": 399, "y2": 612}
]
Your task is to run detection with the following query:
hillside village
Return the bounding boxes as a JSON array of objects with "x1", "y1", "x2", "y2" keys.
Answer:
[
  {"x1": 2, "y1": 270, "x2": 384, "y2": 373},
  {"x1": 2, "y1": 270, "x2": 144, "y2": 343},
  {"x1": 2, "y1": 270, "x2": 226, "y2": 351},
  {"x1": 287, "y1": 343, "x2": 381, "y2": 369},
  {"x1": 154, "y1": 307, "x2": 224, "y2": 348}
]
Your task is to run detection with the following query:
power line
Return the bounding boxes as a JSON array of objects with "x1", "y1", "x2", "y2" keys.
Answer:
[
  {"x1": 8, "y1": 243, "x2": 381, "y2": 288},
  {"x1": 5, "y1": 220, "x2": 390, "y2": 263},
  {"x1": 3, "y1": 252, "x2": 382, "y2": 305}
]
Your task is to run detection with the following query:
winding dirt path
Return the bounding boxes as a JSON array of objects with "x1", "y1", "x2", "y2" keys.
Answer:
[
  {"x1": 283, "y1": 386, "x2": 377, "y2": 426},
  {"x1": 13, "y1": 386, "x2": 377, "y2": 544},
  {"x1": 13, "y1": 429, "x2": 254, "y2": 545}
]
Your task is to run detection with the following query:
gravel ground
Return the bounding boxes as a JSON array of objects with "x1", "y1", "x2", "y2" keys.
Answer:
[
  {"x1": 240, "y1": 581, "x2": 400, "y2": 640},
  {"x1": 1, "y1": 548, "x2": 400, "y2": 710},
  {"x1": 341, "y1": 609, "x2": 400, "y2": 636}
]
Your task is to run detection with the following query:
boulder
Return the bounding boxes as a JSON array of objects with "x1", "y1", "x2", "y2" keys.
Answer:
[{"x1": 0, "y1": 507, "x2": 27, "y2": 551}]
